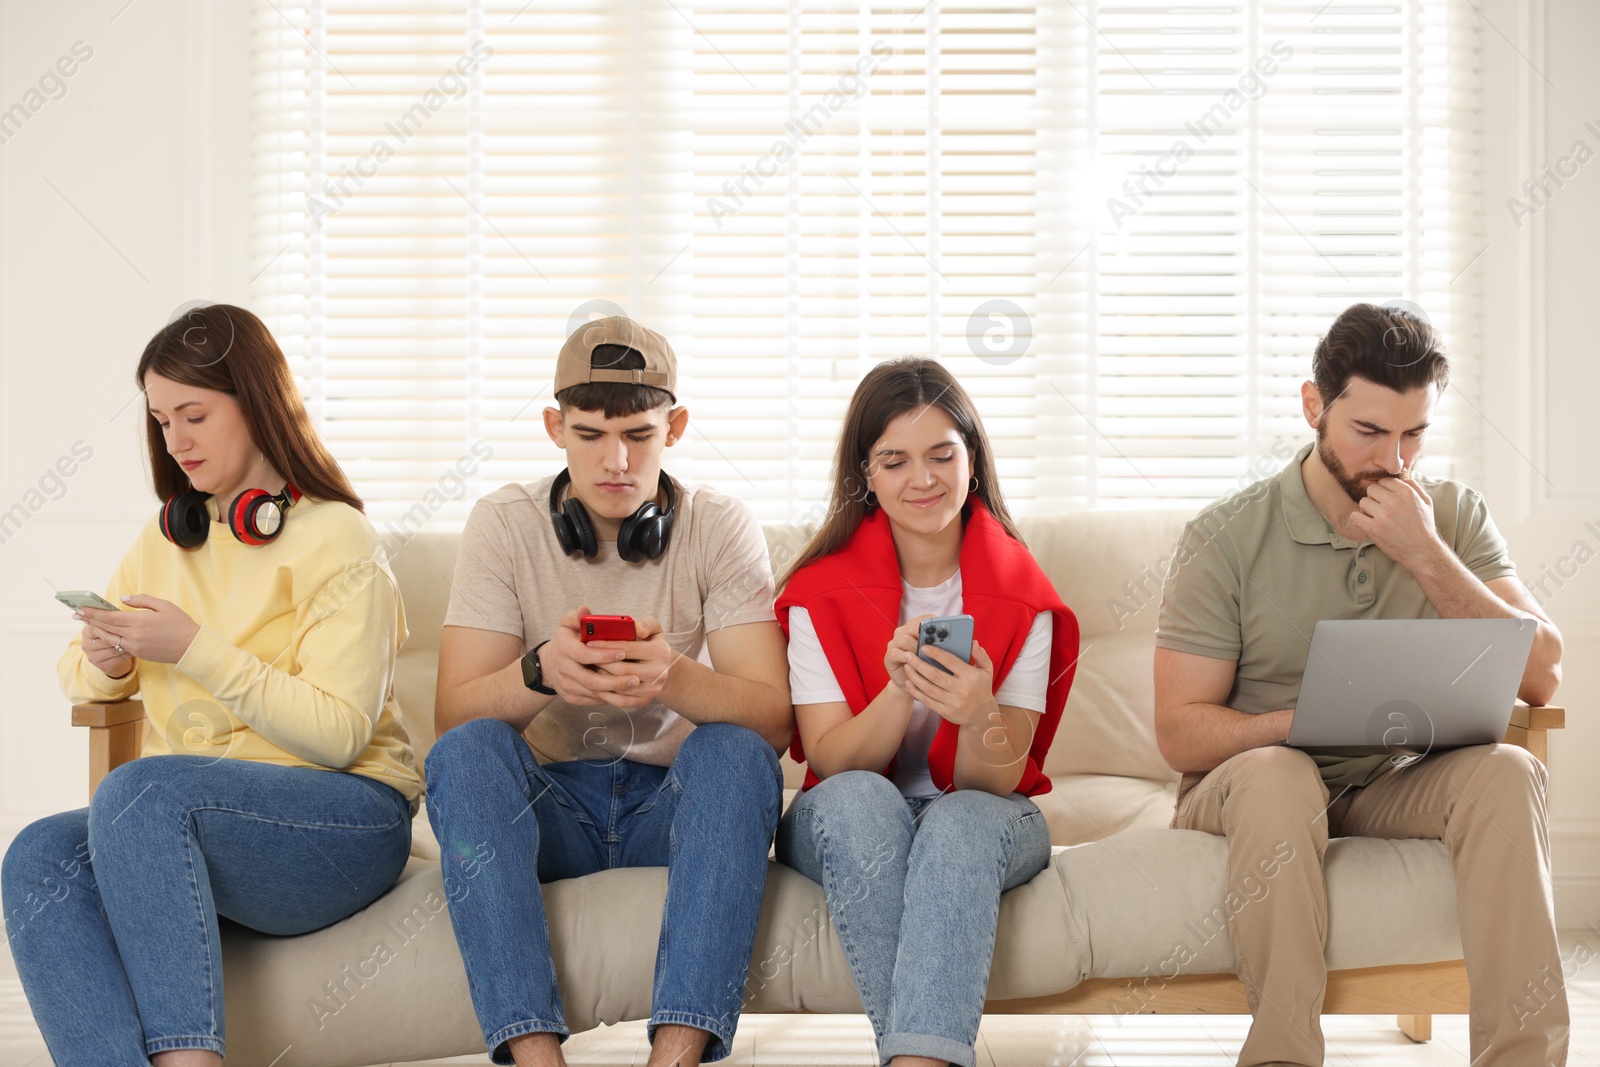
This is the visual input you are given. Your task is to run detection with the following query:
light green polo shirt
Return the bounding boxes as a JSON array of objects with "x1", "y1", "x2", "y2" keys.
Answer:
[{"x1": 1156, "y1": 442, "x2": 1519, "y2": 797}]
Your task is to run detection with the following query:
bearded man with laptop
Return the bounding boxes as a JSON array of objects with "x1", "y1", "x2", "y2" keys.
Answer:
[{"x1": 1153, "y1": 303, "x2": 1566, "y2": 1067}]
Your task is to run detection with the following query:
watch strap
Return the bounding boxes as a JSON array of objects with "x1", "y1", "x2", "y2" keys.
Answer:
[{"x1": 522, "y1": 640, "x2": 555, "y2": 695}]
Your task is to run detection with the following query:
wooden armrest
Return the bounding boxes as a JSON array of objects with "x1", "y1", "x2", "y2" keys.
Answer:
[
  {"x1": 1509, "y1": 701, "x2": 1564, "y2": 731},
  {"x1": 71, "y1": 701, "x2": 147, "y2": 801},
  {"x1": 72, "y1": 700, "x2": 146, "y2": 728},
  {"x1": 1503, "y1": 701, "x2": 1564, "y2": 767}
]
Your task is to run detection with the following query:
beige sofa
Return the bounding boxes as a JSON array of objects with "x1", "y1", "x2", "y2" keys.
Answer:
[{"x1": 71, "y1": 510, "x2": 1565, "y2": 1066}]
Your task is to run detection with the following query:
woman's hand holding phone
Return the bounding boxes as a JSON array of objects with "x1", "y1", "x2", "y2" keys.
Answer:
[
  {"x1": 75, "y1": 594, "x2": 200, "y2": 666},
  {"x1": 80, "y1": 620, "x2": 136, "y2": 679},
  {"x1": 904, "y1": 637, "x2": 996, "y2": 727},
  {"x1": 60, "y1": 589, "x2": 135, "y2": 678},
  {"x1": 883, "y1": 616, "x2": 929, "y2": 694}
]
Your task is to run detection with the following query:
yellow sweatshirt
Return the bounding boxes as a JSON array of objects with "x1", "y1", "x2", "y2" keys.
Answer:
[{"x1": 58, "y1": 496, "x2": 421, "y2": 809}]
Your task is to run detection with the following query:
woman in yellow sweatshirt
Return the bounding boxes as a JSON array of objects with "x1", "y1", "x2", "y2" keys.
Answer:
[{"x1": 1, "y1": 304, "x2": 420, "y2": 1067}]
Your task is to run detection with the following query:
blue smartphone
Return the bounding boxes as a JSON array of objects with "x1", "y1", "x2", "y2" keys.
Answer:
[{"x1": 917, "y1": 614, "x2": 974, "y2": 674}]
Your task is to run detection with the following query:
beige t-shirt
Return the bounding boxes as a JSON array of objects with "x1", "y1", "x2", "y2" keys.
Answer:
[
  {"x1": 444, "y1": 474, "x2": 776, "y2": 766},
  {"x1": 1156, "y1": 442, "x2": 1519, "y2": 797}
]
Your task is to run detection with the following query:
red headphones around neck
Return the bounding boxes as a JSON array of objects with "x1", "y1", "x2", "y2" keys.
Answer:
[{"x1": 159, "y1": 484, "x2": 302, "y2": 550}]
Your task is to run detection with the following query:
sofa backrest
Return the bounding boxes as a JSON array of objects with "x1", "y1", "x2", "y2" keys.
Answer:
[
  {"x1": 383, "y1": 508, "x2": 1192, "y2": 792},
  {"x1": 1016, "y1": 511, "x2": 1190, "y2": 784}
]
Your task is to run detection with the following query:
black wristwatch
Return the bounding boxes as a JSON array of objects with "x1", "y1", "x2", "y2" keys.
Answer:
[{"x1": 521, "y1": 641, "x2": 555, "y2": 695}]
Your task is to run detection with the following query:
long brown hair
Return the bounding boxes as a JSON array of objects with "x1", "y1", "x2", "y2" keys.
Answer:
[
  {"x1": 779, "y1": 357, "x2": 1021, "y2": 588},
  {"x1": 136, "y1": 304, "x2": 363, "y2": 511}
]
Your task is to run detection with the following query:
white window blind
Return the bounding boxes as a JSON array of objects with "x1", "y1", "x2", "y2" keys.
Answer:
[{"x1": 253, "y1": 0, "x2": 1483, "y2": 524}]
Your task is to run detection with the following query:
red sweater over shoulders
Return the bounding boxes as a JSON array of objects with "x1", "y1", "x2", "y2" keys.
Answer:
[{"x1": 776, "y1": 501, "x2": 1079, "y2": 797}]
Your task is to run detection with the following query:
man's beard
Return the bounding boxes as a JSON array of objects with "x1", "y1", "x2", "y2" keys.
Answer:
[{"x1": 1315, "y1": 424, "x2": 1396, "y2": 504}]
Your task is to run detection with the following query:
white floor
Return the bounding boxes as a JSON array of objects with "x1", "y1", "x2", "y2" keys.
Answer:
[{"x1": 3, "y1": 934, "x2": 1596, "y2": 1066}]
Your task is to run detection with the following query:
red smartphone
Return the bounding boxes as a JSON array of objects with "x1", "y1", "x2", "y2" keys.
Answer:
[{"x1": 580, "y1": 614, "x2": 637, "y2": 642}]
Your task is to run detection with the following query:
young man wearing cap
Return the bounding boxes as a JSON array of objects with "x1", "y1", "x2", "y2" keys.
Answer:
[
  {"x1": 1154, "y1": 303, "x2": 1565, "y2": 1067},
  {"x1": 424, "y1": 316, "x2": 792, "y2": 1067}
]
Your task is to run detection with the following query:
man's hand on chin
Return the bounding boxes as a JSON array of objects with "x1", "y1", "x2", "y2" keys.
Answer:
[{"x1": 1346, "y1": 471, "x2": 1447, "y2": 573}]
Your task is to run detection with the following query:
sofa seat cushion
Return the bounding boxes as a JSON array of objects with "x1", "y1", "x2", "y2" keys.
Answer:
[
  {"x1": 1058, "y1": 830, "x2": 1464, "y2": 979},
  {"x1": 216, "y1": 832, "x2": 1464, "y2": 1067},
  {"x1": 1033, "y1": 773, "x2": 1178, "y2": 846}
]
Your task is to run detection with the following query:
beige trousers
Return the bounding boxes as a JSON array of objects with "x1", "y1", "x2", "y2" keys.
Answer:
[{"x1": 1172, "y1": 743, "x2": 1567, "y2": 1067}]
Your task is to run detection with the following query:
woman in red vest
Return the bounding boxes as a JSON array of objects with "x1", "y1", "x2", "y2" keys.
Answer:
[{"x1": 775, "y1": 358, "x2": 1079, "y2": 1067}]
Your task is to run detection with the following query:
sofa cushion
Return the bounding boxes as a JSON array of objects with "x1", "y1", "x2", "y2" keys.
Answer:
[
  {"x1": 381, "y1": 529, "x2": 460, "y2": 769},
  {"x1": 1033, "y1": 773, "x2": 1179, "y2": 846},
  {"x1": 1016, "y1": 511, "x2": 1189, "y2": 786},
  {"x1": 1058, "y1": 830, "x2": 1463, "y2": 979},
  {"x1": 216, "y1": 831, "x2": 1463, "y2": 1067}
]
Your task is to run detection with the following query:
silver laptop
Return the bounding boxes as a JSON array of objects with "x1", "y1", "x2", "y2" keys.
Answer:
[{"x1": 1286, "y1": 619, "x2": 1536, "y2": 755}]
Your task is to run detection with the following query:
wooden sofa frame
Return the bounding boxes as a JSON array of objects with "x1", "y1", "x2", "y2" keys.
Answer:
[{"x1": 72, "y1": 699, "x2": 1565, "y2": 1044}]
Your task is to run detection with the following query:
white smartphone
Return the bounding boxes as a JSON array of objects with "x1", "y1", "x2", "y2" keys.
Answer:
[
  {"x1": 917, "y1": 614, "x2": 975, "y2": 674},
  {"x1": 55, "y1": 590, "x2": 121, "y2": 612}
]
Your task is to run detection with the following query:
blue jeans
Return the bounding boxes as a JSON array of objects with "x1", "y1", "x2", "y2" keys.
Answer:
[
  {"x1": 424, "y1": 718, "x2": 782, "y2": 1065},
  {"x1": 776, "y1": 771, "x2": 1052, "y2": 1067},
  {"x1": 1, "y1": 755, "x2": 412, "y2": 1065}
]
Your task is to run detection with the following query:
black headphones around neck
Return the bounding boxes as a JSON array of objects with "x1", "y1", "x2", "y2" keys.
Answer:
[
  {"x1": 549, "y1": 469, "x2": 676, "y2": 562},
  {"x1": 159, "y1": 484, "x2": 302, "y2": 550}
]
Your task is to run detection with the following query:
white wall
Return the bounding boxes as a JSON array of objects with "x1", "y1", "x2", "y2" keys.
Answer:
[
  {"x1": 1, "y1": 0, "x2": 1595, "y2": 924},
  {"x1": 1479, "y1": 0, "x2": 1600, "y2": 925},
  {"x1": 0, "y1": 0, "x2": 253, "y2": 834}
]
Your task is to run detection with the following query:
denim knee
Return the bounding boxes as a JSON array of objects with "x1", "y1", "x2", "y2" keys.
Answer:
[
  {"x1": 911, "y1": 791, "x2": 1036, "y2": 874},
  {"x1": 87, "y1": 757, "x2": 186, "y2": 831},
  {"x1": 674, "y1": 722, "x2": 782, "y2": 799},
  {"x1": 4, "y1": 813, "x2": 86, "y2": 882},
  {"x1": 792, "y1": 772, "x2": 913, "y2": 864},
  {"x1": 3, "y1": 812, "x2": 91, "y2": 935},
  {"x1": 801, "y1": 769, "x2": 905, "y2": 815},
  {"x1": 915, "y1": 790, "x2": 1016, "y2": 840},
  {"x1": 425, "y1": 717, "x2": 527, "y2": 785}
]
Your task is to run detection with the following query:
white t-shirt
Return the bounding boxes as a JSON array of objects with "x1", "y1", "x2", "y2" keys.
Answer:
[{"x1": 787, "y1": 570, "x2": 1052, "y2": 799}]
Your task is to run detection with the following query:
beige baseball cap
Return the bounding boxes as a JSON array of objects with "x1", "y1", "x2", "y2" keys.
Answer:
[{"x1": 554, "y1": 315, "x2": 677, "y2": 400}]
